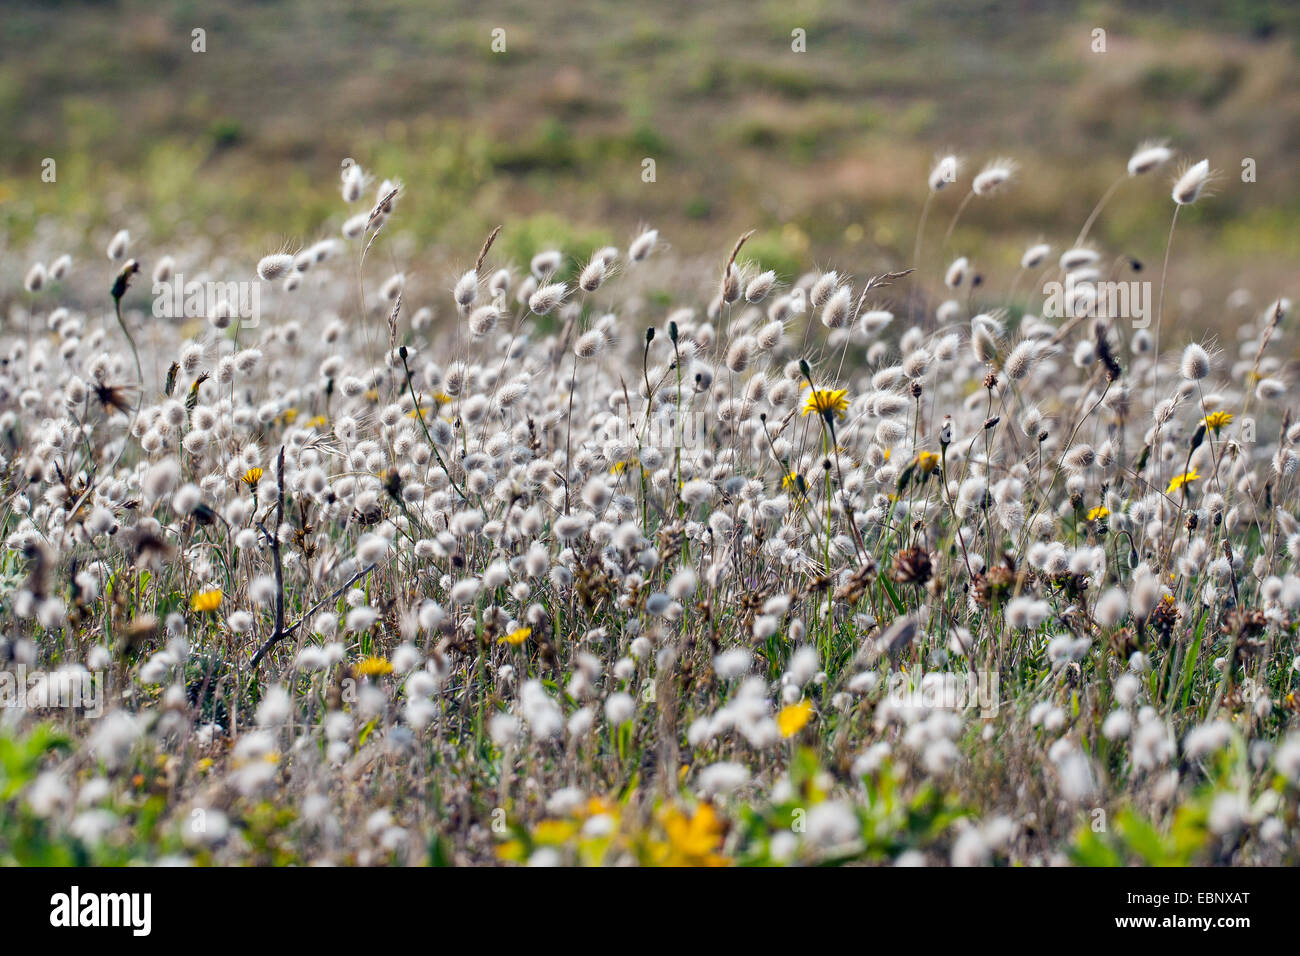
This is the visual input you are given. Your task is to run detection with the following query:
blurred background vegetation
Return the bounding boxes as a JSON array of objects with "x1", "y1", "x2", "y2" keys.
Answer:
[{"x1": 1, "y1": 0, "x2": 1297, "y2": 305}]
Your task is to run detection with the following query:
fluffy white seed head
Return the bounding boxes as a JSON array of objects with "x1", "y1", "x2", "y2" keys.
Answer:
[
  {"x1": 1172, "y1": 159, "x2": 1211, "y2": 205},
  {"x1": 972, "y1": 158, "x2": 1017, "y2": 196},
  {"x1": 929, "y1": 154, "x2": 961, "y2": 192},
  {"x1": 454, "y1": 269, "x2": 478, "y2": 308},
  {"x1": 106, "y1": 230, "x2": 130, "y2": 260},
  {"x1": 1128, "y1": 141, "x2": 1174, "y2": 176},
  {"x1": 821, "y1": 286, "x2": 853, "y2": 330},
  {"x1": 257, "y1": 254, "x2": 295, "y2": 281},
  {"x1": 575, "y1": 328, "x2": 606, "y2": 358},
  {"x1": 628, "y1": 229, "x2": 658, "y2": 262},
  {"x1": 529, "y1": 282, "x2": 567, "y2": 315},
  {"x1": 1180, "y1": 343, "x2": 1211, "y2": 381},
  {"x1": 23, "y1": 263, "x2": 45, "y2": 293},
  {"x1": 1020, "y1": 243, "x2": 1051, "y2": 269}
]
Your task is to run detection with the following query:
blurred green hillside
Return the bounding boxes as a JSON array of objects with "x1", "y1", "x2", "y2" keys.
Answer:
[{"x1": 1, "y1": 0, "x2": 1297, "y2": 299}]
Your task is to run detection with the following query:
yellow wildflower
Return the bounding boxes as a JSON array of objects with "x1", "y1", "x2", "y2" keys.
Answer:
[
  {"x1": 356, "y1": 655, "x2": 393, "y2": 677},
  {"x1": 407, "y1": 392, "x2": 454, "y2": 420},
  {"x1": 190, "y1": 590, "x2": 223, "y2": 613},
  {"x1": 1166, "y1": 469, "x2": 1200, "y2": 495},
  {"x1": 1087, "y1": 505, "x2": 1109, "y2": 522},
  {"x1": 1203, "y1": 410, "x2": 1233, "y2": 432},
  {"x1": 500, "y1": 626, "x2": 532, "y2": 646},
  {"x1": 496, "y1": 840, "x2": 526, "y2": 863},
  {"x1": 777, "y1": 699, "x2": 813, "y2": 737},
  {"x1": 916, "y1": 450, "x2": 940, "y2": 474},
  {"x1": 240, "y1": 466, "x2": 264, "y2": 488},
  {"x1": 583, "y1": 796, "x2": 617, "y2": 819},
  {"x1": 801, "y1": 388, "x2": 849, "y2": 419},
  {"x1": 657, "y1": 803, "x2": 729, "y2": 867},
  {"x1": 532, "y1": 820, "x2": 579, "y2": 845}
]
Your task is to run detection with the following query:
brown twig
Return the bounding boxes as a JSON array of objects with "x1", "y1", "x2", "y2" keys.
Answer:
[
  {"x1": 249, "y1": 447, "x2": 287, "y2": 670},
  {"x1": 248, "y1": 560, "x2": 380, "y2": 672}
]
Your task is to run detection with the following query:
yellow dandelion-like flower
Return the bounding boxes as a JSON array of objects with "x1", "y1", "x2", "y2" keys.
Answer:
[
  {"x1": 241, "y1": 466, "x2": 264, "y2": 488},
  {"x1": 777, "y1": 699, "x2": 813, "y2": 738},
  {"x1": 1203, "y1": 410, "x2": 1233, "y2": 432},
  {"x1": 532, "y1": 819, "x2": 579, "y2": 845},
  {"x1": 307, "y1": 415, "x2": 328, "y2": 429},
  {"x1": 801, "y1": 388, "x2": 849, "y2": 419},
  {"x1": 916, "y1": 450, "x2": 940, "y2": 474},
  {"x1": 583, "y1": 796, "x2": 617, "y2": 819},
  {"x1": 657, "y1": 803, "x2": 729, "y2": 867},
  {"x1": 782, "y1": 471, "x2": 805, "y2": 494},
  {"x1": 281, "y1": 408, "x2": 299, "y2": 425},
  {"x1": 496, "y1": 840, "x2": 526, "y2": 863},
  {"x1": 405, "y1": 394, "x2": 456, "y2": 421},
  {"x1": 1166, "y1": 469, "x2": 1201, "y2": 495},
  {"x1": 1087, "y1": 505, "x2": 1110, "y2": 522},
  {"x1": 190, "y1": 590, "x2": 223, "y2": 613},
  {"x1": 364, "y1": 388, "x2": 380, "y2": 402},
  {"x1": 356, "y1": 655, "x2": 393, "y2": 677},
  {"x1": 500, "y1": 626, "x2": 532, "y2": 646},
  {"x1": 403, "y1": 398, "x2": 434, "y2": 421}
]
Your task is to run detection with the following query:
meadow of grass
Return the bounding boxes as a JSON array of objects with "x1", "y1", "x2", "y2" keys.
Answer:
[
  {"x1": 1, "y1": 140, "x2": 1298, "y2": 866},
  {"x1": 0, "y1": 1, "x2": 1298, "y2": 870}
]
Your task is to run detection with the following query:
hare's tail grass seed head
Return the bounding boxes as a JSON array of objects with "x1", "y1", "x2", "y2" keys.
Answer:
[
  {"x1": 929, "y1": 153, "x2": 962, "y2": 192},
  {"x1": 972, "y1": 157, "x2": 1018, "y2": 196},
  {"x1": 1128, "y1": 140, "x2": 1175, "y2": 177},
  {"x1": 257, "y1": 253, "x2": 295, "y2": 281},
  {"x1": 1172, "y1": 159, "x2": 1213, "y2": 205}
]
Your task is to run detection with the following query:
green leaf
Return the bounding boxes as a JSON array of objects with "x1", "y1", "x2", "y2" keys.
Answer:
[{"x1": 879, "y1": 576, "x2": 905, "y2": 614}]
